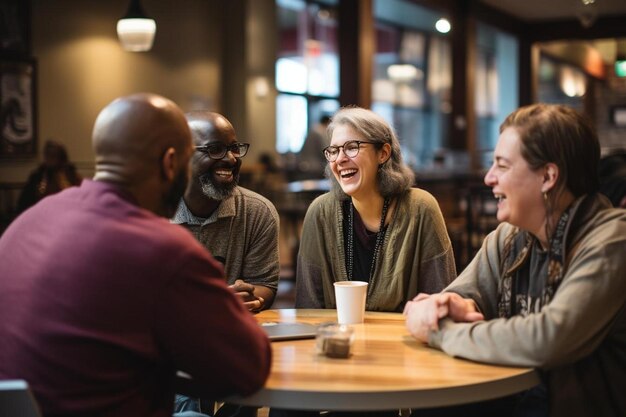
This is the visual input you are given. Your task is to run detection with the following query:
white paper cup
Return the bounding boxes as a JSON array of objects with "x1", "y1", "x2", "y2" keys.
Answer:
[{"x1": 333, "y1": 281, "x2": 368, "y2": 324}]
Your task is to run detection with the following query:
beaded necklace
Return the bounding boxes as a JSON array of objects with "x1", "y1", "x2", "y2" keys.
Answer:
[{"x1": 346, "y1": 197, "x2": 391, "y2": 281}]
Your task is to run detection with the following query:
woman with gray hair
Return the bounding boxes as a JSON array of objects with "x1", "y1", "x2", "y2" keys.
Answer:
[{"x1": 295, "y1": 106, "x2": 456, "y2": 313}]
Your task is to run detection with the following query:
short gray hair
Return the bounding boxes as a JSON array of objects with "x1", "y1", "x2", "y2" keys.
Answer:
[{"x1": 325, "y1": 106, "x2": 415, "y2": 200}]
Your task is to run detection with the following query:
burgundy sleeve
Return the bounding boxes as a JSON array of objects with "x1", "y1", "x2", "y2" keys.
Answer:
[{"x1": 153, "y1": 247, "x2": 271, "y2": 398}]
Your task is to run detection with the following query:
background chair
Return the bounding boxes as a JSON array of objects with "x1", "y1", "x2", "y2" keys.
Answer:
[
  {"x1": 0, "y1": 380, "x2": 42, "y2": 417},
  {"x1": 464, "y1": 184, "x2": 499, "y2": 263}
]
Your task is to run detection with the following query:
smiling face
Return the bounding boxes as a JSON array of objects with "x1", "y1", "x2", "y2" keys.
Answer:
[
  {"x1": 329, "y1": 124, "x2": 388, "y2": 200},
  {"x1": 484, "y1": 127, "x2": 547, "y2": 235},
  {"x1": 189, "y1": 115, "x2": 241, "y2": 201}
]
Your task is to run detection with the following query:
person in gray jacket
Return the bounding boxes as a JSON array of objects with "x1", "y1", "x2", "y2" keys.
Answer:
[{"x1": 405, "y1": 103, "x2": 626, "y2": 417}]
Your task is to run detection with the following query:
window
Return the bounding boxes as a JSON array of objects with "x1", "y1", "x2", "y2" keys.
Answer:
[
  {"x1": 537, "y1": 55, "x2": 587, "y2": 112},
  {"x1": 276, "y1": 0, "x2": 339, "y2": 154},
  {"x1": 372, "y1": 0, "x2": 451, "y2": 170},
  {"x1": 474, "y1": 23, "x2": 519, "y2": 168}
]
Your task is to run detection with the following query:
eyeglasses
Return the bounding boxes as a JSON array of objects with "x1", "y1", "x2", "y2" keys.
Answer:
[
  {"x1": 323, "y1": 140, "x2": 378, "y2": 162},
  {"x1": 195, "y1": 142, "x2": 250, "y2": 160}
]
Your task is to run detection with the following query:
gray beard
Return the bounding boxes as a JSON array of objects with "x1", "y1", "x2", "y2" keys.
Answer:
[{"x1": 199, "y1": 173, "x2": 236, "y2": 201}]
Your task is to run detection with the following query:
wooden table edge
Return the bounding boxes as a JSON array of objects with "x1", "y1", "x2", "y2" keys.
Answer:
[{"x1": 221, "y1": 368, "x2": 539, "y2": 410}]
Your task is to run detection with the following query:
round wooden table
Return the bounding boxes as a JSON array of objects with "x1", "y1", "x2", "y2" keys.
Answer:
[{"x1": 183, "y1": 309, "x2": 539, "y2": 411}]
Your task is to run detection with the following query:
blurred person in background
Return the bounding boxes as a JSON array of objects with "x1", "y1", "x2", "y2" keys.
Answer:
[
  {"x1": 296, "y1": 114, "x2": 331, "y2": 180},
  {"x1": 17, "y1": 139, "x2": 82, "y2": 213},
  {"x1": 598, "y1": 150, "x2": 626, "y2": 208}
]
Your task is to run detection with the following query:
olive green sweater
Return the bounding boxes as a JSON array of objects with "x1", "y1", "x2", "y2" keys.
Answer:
[{"x1": 296, "y1": 188, "x2": 456, "y2": 312}]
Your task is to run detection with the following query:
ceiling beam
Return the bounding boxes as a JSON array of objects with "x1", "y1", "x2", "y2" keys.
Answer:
[
  {"x1": 527, "y1": 15, "x2": 626, "y2": 42},
  {"x1": 467, "y1": 0, "x2": 526, "y2": 36}
]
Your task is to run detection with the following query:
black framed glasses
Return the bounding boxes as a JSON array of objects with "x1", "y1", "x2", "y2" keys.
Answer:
[
  {"x1": 195, "y1": 142, "x2": 250, "y2": 160},
  {"x1": 323, "y1": 140, "x2": 378, "y2": 162}
]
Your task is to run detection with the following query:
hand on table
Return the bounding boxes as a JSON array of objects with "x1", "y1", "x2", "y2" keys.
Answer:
[
  {"x1": 229, "y1": 279, "x2": 264, "y2": 312},
  {"x1": 403, "y1": 292, "x2": 484, "y2": 343}
]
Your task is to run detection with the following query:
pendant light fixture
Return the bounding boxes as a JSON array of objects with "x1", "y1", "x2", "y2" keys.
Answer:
[{"x1": 117, "y1": 0, "x2": 156, "y2": 52}]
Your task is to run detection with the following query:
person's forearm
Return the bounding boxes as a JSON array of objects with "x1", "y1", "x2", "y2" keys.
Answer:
[
  {"x1": 431, "y1": 239, "x2": 626, "y2": 368},
  {"x1": 254, "y1": 284, "x2": 276, "y2": 310}
]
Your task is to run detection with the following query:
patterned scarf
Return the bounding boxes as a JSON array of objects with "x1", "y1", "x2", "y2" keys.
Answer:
[{"x1": 497, "y1": 202, "x2": 575, "y2": 318}]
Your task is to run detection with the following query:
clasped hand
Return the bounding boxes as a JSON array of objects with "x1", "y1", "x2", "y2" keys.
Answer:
[
  {"x1": 229, "y1": 279, "x2": 264, "y2": 312},
  {"x1": 403, "y1": 292, "x2": 484, "y2": 343}
]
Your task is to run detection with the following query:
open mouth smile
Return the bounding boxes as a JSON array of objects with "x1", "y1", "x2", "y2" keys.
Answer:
[
  {"x1": 214, "y1": 169, "x2": 234, "y2": 180},
  {"x1": 339, "y1": 168, "x2": 357, "y2": 179}
]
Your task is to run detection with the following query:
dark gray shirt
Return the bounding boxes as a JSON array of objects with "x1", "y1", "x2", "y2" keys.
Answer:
[{"x1": 172, "y1": 186, "x2": 280, "y2": 292}]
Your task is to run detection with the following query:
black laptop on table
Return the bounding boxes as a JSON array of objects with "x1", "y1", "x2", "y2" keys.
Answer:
[{"x1": 260, "y1": 322, "x2": 318, "y2": 341}]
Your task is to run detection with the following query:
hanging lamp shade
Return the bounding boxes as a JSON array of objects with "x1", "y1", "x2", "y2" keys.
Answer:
[{"x1": 117, "y1": 0, "x2": 156, "y2": 52}]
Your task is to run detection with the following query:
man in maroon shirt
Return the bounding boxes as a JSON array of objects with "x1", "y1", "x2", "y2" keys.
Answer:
[{"x1": 0, "y1": 93, "x2": 271, "y2": 417}]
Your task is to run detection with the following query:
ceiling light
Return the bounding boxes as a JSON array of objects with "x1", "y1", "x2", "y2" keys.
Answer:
[
  {"x1": 559, "y1": 66, "x2": 586, "y2": 97},
  {"x1": 317, "y1": 9, "x2": 331, "y2": 20},
  {"x1": 576, "y1": 0, "x2": 597, "y2": 28},
  {"x1": 435, "y1": 18, "x2": 451, "y2": 34},
  {"x1": 387, "y1": 64, "x2": 422, "y2": 82},
  {"x1": 117, "y1": 0, "x2": 156, "y2": 52}
]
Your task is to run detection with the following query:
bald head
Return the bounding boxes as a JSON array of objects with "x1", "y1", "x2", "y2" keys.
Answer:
[
  {"x1": 93, "y1": 93, "x2": 191, "y2": 184},
  {"x1": 185, "y1": 111, "x2": 236, "y2": 145},
  {"x1": 92, "y1": 93, "x2": 193, "y2": 216}
]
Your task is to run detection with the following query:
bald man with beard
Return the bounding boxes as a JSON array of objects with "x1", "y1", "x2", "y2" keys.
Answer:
[
  {"x1": 0, "y1": 94, "x2": 271, "y2": 417},
  {"x1": 172, "y1": 112, "x2": 280, "y2": 312},
  {"x1": 171, "y1": 113, "x2": 279, "y2": 416}
]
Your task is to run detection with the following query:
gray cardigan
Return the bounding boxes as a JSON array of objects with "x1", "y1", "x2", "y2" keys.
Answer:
[{"x1": 431, "y1": 194, "x2": 626, "y2": 417}]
